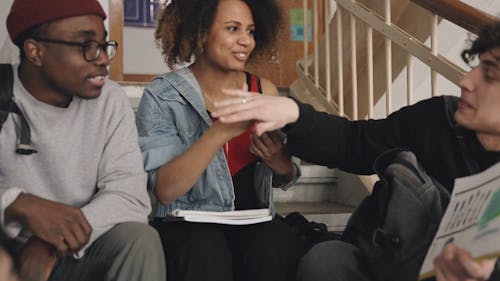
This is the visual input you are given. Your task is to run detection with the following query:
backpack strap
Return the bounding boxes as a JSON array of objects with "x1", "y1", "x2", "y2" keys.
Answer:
[
  {"x1": 0, "y1": 64, "x2": 14, "y2": 127},
  {"x1": 0, "y1": 64, "x2": 37, "y2": 155}
]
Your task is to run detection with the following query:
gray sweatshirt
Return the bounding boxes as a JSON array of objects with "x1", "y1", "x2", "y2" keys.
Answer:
[{"x1": 0, "y1": 64, "x2": 150, "y2": 256}]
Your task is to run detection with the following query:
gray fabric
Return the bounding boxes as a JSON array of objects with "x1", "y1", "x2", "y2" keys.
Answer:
[
  {"x1": 49, "y1": 222, "x2": 166, "y2": 281},
  {"x1": 0, "y1": 64, "x2": 151, "y2": 255},
  {"x1": 297, "y1": 240, "x2": 371, "y2": 281},
  {"x1": 341, "y1": 150, "x2": 449, "y2": 281}
]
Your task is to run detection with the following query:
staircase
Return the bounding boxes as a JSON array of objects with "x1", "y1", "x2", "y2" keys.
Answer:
[{"x1": 273, "y1": 163, "x2": 361, "y2": 232}]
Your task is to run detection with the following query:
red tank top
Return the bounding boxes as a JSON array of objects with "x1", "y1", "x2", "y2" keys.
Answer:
[{"x1": 211, "y1": 73, "x2": 261, "y2": 176}]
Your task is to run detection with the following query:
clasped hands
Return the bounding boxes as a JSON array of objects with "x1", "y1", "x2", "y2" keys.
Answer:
[{"x1": 6, "y1": 193, "x2": 91, "y2": 281}]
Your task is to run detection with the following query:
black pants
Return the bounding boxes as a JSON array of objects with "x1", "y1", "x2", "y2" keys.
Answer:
[{"x1": 152, "y1": 216, "x2": 308, "y2": 281}]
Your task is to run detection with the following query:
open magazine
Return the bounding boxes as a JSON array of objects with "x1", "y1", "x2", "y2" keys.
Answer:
[
  {"x1": 172, "y1": 208, "x2": 272, "y2": 225},
  {"x1": 419, "y1": 161, "x2": 500, "y2": 280}
]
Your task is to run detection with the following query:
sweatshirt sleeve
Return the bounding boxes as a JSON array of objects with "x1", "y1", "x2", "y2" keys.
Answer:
[
  {"x1": 79, "y1": 89, "x2": 150, "y2": 257},
  {"x1": 0, "y1": 185, "x2": 24, "y2": 238},
  {"x1": 283, "y1": 98, "x2": 443, "y2": 175}
]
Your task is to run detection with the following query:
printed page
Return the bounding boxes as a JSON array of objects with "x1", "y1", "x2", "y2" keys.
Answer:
[{"x1": 419, "y1": 162, "x2": 500, "y2": 280}]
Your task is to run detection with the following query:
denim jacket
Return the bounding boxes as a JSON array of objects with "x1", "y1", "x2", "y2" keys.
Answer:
[{"x1": 136, "y1": 67, "x2": 300, "y2": 217}]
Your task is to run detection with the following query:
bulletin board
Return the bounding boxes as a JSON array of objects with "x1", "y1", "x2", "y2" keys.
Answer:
[{"x1": 124, "y1": 0, "x2": 162, "y2": 27}]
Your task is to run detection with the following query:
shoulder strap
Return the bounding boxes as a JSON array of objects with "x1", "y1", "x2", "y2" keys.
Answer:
[
  {"x1": 245, "y1": 72, "x2": 262, "y2": 93},
  {"x1": 0, "y1": 64, "x2": 15, "y2": 126},
  {"x1": 0, "y1": 64, "x2": 37, "y2": 155}
]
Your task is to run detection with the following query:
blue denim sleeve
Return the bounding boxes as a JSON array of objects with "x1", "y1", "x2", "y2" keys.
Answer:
[{"x1": 136, "y1": 89, "x2": 187, "y2": 191}]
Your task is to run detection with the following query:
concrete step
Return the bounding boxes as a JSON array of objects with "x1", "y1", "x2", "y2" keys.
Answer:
[{"x1": 274, "y1": 164, "x2": 338, "y2": 203}]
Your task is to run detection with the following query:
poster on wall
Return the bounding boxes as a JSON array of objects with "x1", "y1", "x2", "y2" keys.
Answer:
[
  {"x1": 124, "y1": 0, "x2": 164, "y2": 27},
  {"x1": 290, "y1": 9, "x2": 312, "y2": 42}
]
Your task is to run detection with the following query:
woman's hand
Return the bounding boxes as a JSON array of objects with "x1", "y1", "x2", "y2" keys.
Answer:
[
  {"x1": 211, "y1": 119, "x2": 252, "y2": 142},
  {"x1": 250, "y1": 131, "x2": 294, "y2": 177},
  {"x1": 434, "y1": 243, "x2": 497, "y2": 281}
]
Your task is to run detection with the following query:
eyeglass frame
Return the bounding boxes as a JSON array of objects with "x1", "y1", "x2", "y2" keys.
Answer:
[{"x1": 32, "y1": 37, "x2": 119, "y2": 62}]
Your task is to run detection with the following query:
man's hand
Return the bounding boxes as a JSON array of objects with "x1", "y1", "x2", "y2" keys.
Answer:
[
  {"x1": 434, "y1": 243, "x2": 496, "y2": 281},
  {"x1": 19, "y1": 237, "x2": 58, "y2": 281},
  {"x1": 212, "y1": 89, "x2": 299, "y2": 136},
  {"x1": 5, "y1": 193, "x2": 91, "y2": 256}
]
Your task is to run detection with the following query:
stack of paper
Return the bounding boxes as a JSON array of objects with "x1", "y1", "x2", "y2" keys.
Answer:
[{"x1": 172, "y1": 208, "x2": 272, "y2": 225}]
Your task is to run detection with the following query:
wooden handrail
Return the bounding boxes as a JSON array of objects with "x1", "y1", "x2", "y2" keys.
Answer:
[{"x1": 411, "y1": 0, "x2": 498, "y2": 35}]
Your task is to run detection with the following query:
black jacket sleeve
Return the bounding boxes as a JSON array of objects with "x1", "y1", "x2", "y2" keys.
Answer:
[{"x1": 283, "y1": 97, "x2": 452, "y2": 175}]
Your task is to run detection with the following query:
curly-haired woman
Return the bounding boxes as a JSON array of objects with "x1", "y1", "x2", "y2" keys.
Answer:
[{"x1": 136, "y1": 1, "x2": 308, "y2": 280}]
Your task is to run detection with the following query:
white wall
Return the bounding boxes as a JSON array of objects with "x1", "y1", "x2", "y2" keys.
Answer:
[
  {"x1": 123, "y1": 26, "x2": 167, "y2": 75},
  {"x1": 0, "y1": 0, "x2": 19, "y2": 64}
]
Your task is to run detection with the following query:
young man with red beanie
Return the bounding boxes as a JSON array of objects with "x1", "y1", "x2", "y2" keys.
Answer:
[{"x1": 0, "y1": 0, "x2": 166, "y2": 280}]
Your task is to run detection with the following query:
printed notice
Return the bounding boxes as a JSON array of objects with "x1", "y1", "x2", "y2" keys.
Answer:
[{"x1": 419, "y1": 161, "x2": 500, "y2": 279}]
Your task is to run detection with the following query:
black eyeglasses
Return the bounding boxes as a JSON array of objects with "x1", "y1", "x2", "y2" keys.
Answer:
[{"x1": 33, "y1": 37, "x2": 118, "y2": 62}]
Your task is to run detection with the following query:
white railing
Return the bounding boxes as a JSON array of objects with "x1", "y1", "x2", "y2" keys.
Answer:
[
  {"x1": 296, "y1": 0, "x2": 469, "y2": 120},
  {"x1": 294, "y1": 0, "x2": 498, "y2": 191}
]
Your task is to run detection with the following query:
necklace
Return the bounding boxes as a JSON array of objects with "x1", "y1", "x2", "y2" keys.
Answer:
[{"x1": 201, "y1": 91, "x2": 215, "y2": 106}]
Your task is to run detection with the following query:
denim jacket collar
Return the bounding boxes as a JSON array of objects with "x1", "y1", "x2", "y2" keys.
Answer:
[{"x1": 163, "y1": 67, "x2": 212, "y2": 127}]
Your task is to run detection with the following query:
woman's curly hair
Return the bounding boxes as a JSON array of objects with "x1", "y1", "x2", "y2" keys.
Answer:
[
  {"x1": 461, "y1": 21, "x2": 500, "y2": 65},
  {"x1": 155, "y1": 0, "x2": 283, "y2": 69}
]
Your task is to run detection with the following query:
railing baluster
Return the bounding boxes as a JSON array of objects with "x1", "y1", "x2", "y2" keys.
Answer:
[
  {"x1": 367, "y1": 26, "x2": 373, "y2": 119},
  {"x1": 431, "y1": 14, "x2": 438, "y2": 97},
  {"x1": 303, "y1": 0, "x2": 308, "y2": 78},
  {"x1": 337, "y1": 7, "x2": 344, "y2": 116},
  {"x1": 385, "y1": 0, "x2": 392, "y2": 115},
  {"x1": 314, "y1": 0, "x2": 319, "y2": 88},
  {"x1": 407, "y1": 54, "x2": 413, "y2": 105},
  {"x1": 350, "y1": 14, "x2": 358, "y2": 119},
  {"x1": 325, "y1": 0, "x2": 332, "y2": 102}
]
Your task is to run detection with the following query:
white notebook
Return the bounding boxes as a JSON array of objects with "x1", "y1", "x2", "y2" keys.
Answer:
[{"x1": 172, "y1": 208, "x2": 272, "y2": 225}]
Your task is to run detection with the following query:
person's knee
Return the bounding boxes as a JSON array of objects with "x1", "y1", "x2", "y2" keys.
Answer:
[
  {"x1": 298, "y1": 241, "x2": 360, "y2": 281},
  {"x1": 106, "y1": 222, "x2": 163, "y2": 258}
]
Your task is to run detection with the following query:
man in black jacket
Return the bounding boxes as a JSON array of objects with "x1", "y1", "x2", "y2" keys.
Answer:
[{"x1": 212, "y1": 22, "x2": 500, "y2": 281}]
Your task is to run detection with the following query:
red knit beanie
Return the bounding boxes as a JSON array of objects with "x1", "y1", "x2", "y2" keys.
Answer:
[{"x1": 6, "y1": 0, "x2": 107, "y2": 44}]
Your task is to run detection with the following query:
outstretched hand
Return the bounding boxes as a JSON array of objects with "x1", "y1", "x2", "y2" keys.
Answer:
[
  {"x1": 434, "y1": 243, "x2": 496, "y2": 281},
  {"x1": 211, "y1": 88, "x2": 300, "y2": 136}
]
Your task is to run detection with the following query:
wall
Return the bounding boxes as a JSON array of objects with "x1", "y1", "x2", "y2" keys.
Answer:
[
  {"x1": 0, "y1": 0, "x2": 18, "y2": 64},
  {"x1": 123, "y1": 26, "x2": 166, "y2": 75}
]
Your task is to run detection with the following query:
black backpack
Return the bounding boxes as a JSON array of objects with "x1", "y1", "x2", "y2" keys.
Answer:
[
  {"x1": 341, "y1": 149, "x2": 450, "y2": 281},
  {"x1": 0, "y1": 64, "x2": 36, "y2": 154},
  {"x1": 282, "y1": 211, "x2": 341, "y2": 249}
]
